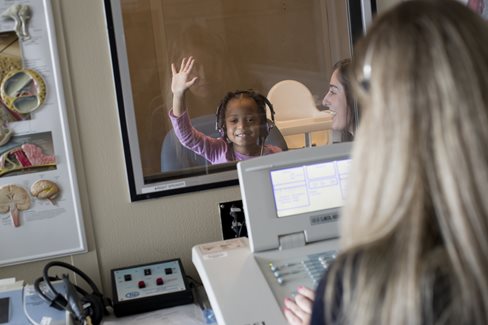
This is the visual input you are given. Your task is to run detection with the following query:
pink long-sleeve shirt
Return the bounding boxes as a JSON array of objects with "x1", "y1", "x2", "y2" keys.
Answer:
[{"x1": 169, "y1": 110, "x2": 281, "y2": 164}]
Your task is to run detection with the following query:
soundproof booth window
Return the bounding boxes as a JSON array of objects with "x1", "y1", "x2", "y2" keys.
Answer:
[{"x1": 105, "y1": 0, "x2": 372, "y2": 200}]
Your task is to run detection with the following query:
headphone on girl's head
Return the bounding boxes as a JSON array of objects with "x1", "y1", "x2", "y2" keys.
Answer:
[
  {"x1": 34, "y1": 261, "x2": 110, "y2": 325},
  {"x1": 215, "y1": 90, "x2": 275, "y2": 142}
]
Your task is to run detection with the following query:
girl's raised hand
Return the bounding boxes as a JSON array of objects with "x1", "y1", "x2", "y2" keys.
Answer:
[{"x1": 171, "y1": 56, "x2": 198, "y2": 95}]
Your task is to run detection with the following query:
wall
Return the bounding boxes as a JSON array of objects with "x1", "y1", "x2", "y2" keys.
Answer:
[
  {"x1": 0, "y1": 0, "x2": 240, "y2": 293},
  {"x1": 376, "y1": 0, "x2": 403, "y2": 12}
]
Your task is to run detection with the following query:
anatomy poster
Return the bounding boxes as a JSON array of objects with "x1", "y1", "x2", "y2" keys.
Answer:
[{"x1": 0, "y1": 0, "x2": 86, "y2": 266}]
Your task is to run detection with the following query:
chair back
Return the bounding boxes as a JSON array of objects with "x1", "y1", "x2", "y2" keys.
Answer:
[
  {"x1": 267, "y1": 80, "x2": 333, "y2": 148},
  {"x1": 267, "y1": 80, "x2": 321, "y2": 120}
]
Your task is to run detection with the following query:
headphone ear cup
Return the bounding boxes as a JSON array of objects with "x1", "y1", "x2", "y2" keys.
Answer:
[
  {"x1": 215, "y1": 103, "x2": 225, "y2": 137},
  {"x1": 262, "y1": 96, "x2": 275, "y2": 140},
  {"x1": 261, "y1": 120, "x2": 274, "y2": 141},
  {"x1": 34, "y1": 276, "x2": 66, "y2": 311},
  {"x1": 215, "y1": 120, "x2": 223, "y2": 137},
  {"x1": 267, "y1": 120, "x2": 274, "y2": 133},
  {"x1": 81, "y1": 295, "x2": 104, "y2": 325},
  {"x1": 219, "y1": 118, "x2": 227, "y2": 139},
  {"x1": 39, "y1": 261, "x2": 110, "y2": 324},
  {"x1": 261, "y1": 125, "x2": 268, "y2": 139}
]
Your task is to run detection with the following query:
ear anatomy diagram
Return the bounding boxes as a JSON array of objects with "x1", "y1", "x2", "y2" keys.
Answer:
[
  {"x1": 0, "y1": 184, "x2": 31, "y2": 227},
  {"x1": 0, "y1": 143, "x2": 56, "y2": 177},
  {"x1": 2, "y1": 4, "x2": 31, "y2": 41},
  {"x1": 30, "y1": 179, "x2": 60, "y2": 204},
  {"x1": 0, "y1": 69, "x2": 47, "y2": 114},
  {"x1": 0, "y1": 123, "x2": 12, "y2": 146}
]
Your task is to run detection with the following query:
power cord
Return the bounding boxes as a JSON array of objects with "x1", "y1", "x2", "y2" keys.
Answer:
[
  {"x1": 185, "y1": 275, "x2": 202, "y2": 288},
  {"x1": 186, "y1": 276, "x2": 216, "y2": 324},
  {"x1": 22, "y1": 284, "x2": 41, "y2": 325}
]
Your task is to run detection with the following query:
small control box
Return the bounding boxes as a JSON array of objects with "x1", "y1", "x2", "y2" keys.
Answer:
[{"x1": 111, "y1": 258, "x2": 193, "y2": 317}]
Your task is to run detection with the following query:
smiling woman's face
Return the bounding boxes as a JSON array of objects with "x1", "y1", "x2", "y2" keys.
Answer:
[{"x1": 322, "y1": 69, "x2": 348, "y2": 131}]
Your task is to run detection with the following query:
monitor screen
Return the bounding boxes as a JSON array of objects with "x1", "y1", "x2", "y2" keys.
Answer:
[
  {"x1": 271, "y1": 159, "x2": 351, "y2": 218},
  {"x1": 238, "y1": 142, "x2": 352, "y2": 252}
]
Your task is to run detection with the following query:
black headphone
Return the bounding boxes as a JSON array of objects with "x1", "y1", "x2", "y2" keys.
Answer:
[
  {"x1": 215, "y1": 90, "x2": 275, "y2": 143},
  {"x1": 34, "y1": 261, "x2": 110, "y2": 325}
]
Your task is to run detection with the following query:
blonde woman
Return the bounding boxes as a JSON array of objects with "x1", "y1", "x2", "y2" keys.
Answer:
[{"x1": 284, "y1": 0, "x2": 488, "y2": 324}]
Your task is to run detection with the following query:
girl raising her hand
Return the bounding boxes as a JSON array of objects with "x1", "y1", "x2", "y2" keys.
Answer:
[{"x1": 169, "y1": 56, "x2": 282, "y2": 164}]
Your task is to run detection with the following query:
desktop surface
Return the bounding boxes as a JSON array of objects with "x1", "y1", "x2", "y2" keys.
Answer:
[{"x1": 192, "y1": 237, "x2": 339, "y2": 325}]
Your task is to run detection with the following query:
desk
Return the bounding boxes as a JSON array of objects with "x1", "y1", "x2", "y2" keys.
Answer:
[
  {"x1": 275, "y1": 113, "x2": 333, "y2": 147},
  {"x1": 192, "y1": 237, "x2": 340, "y2": 324},
  {"x1": 102, "y1": 303, "x2": 206, "y2": 324},
  {"x1": 1, "y1": 279, "x2": 207, "y2": 325}
]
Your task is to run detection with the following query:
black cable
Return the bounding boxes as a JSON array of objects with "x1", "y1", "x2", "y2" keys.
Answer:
[
  {"x1": 36, "y1": 261, "x2": 110, "y2": 325},
  {"x1": 62, "y1": 275, "x2": 85, "y2": 323},
  {"x1": 43, "y1": 261, "x2": 101, "y2": 300},
  {"x1": 34, "y1": 275, "x2": 63, "y2": 309},
  {"x1": 185, "y1": 275, "x2": 202, "y2": 287}
]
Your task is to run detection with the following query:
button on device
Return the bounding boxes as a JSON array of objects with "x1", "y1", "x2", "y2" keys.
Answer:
[
  {"x1": 165, "y1": 268, "x2": 173, "y2": 275},
  {"x1": 124, "y1": 274, "x2": 132, "y2": 281},
  {"x1": 138, "y1": 281, "x2": 146, "y2": 289},
  {"x1": 144, "y1": 268, "x2": 152, "y2": 276},
  {"x1": 156, "y1": 277, "x2": 164, "y2": 286}
]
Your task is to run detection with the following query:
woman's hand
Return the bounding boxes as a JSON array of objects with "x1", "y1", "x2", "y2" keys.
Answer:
[
  {"x1": 283, "y1": 286, "x2": 315, "y2": 325},
  {"x1": 171, "y1": 56, "x2": 198, "y2": 96}
]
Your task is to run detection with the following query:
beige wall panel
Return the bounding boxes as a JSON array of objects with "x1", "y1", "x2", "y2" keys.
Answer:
[{"x1": 376, "y1": 0, "x2": 404, "y2": 13}]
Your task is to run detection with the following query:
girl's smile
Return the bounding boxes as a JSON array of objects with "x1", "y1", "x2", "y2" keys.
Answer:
[{"x1": 224, "y1": 98, "x2": 264, "y2": 155}]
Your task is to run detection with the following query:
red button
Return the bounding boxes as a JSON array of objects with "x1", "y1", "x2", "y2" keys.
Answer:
[
  {"x1": 156, "y1": 278, "x2": 164, "y2": 285},
  {"x1": 138, "y1": 281, "x2": 146, "y2": 288}
]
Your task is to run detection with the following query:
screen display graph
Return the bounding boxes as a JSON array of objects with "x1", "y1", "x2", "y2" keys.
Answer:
[{"x1": 270, "y1": 159, "x2": 351, "y2": 218}]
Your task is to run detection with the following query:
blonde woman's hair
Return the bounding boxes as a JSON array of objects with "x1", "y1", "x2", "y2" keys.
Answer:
[{"x1": 325, "y1": 0, "x2": 488, "y2": 324}]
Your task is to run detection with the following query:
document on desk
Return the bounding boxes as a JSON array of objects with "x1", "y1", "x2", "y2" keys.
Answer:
[
  {"x1": 103, "y1": 304, "x2": 204, "y2": 325},
  {"x1": 23, "y1": 284, "x2": 66, "y2": 325}
]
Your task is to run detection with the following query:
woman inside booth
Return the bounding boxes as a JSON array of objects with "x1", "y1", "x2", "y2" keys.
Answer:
[{"x1": 322, "y1": 59, "x2": 356, "y2": 143}]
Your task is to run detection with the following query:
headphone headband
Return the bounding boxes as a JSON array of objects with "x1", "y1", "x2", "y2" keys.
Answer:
[
  {"x1": 34, "y1": 261, "x2": 109, "y2": 325},
  {"x1": 43, "y1": 261, "x2": 102, "y2": 299}
]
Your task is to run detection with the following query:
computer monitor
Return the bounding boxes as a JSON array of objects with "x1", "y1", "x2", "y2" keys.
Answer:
[{"x1": 237, "y1": 142, "x2": 352, "y2": 252}]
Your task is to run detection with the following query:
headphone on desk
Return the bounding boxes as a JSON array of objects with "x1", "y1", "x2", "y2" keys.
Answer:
[
  {"x1": 215, "y1": 90, "x2": 276, "y2": 143},
  {"x1": 34, "y1": 261, "x2": 110, "y2": 325}
]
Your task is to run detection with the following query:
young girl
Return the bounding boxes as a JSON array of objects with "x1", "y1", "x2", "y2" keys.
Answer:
[{"x1": 169, "y1": 56, "x2": 282, "y2": 164}]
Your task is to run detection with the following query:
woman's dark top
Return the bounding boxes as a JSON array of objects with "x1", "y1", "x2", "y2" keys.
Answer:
[
  {"x1": 310, "y1": 260, "x2": 451, "y2": 325},
  {"x1": 310, "y1": 267, "x2": 342, "y2": 325},
  {"x1": 311, "y1": 269, "x2": 330, "y2": 325}
]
